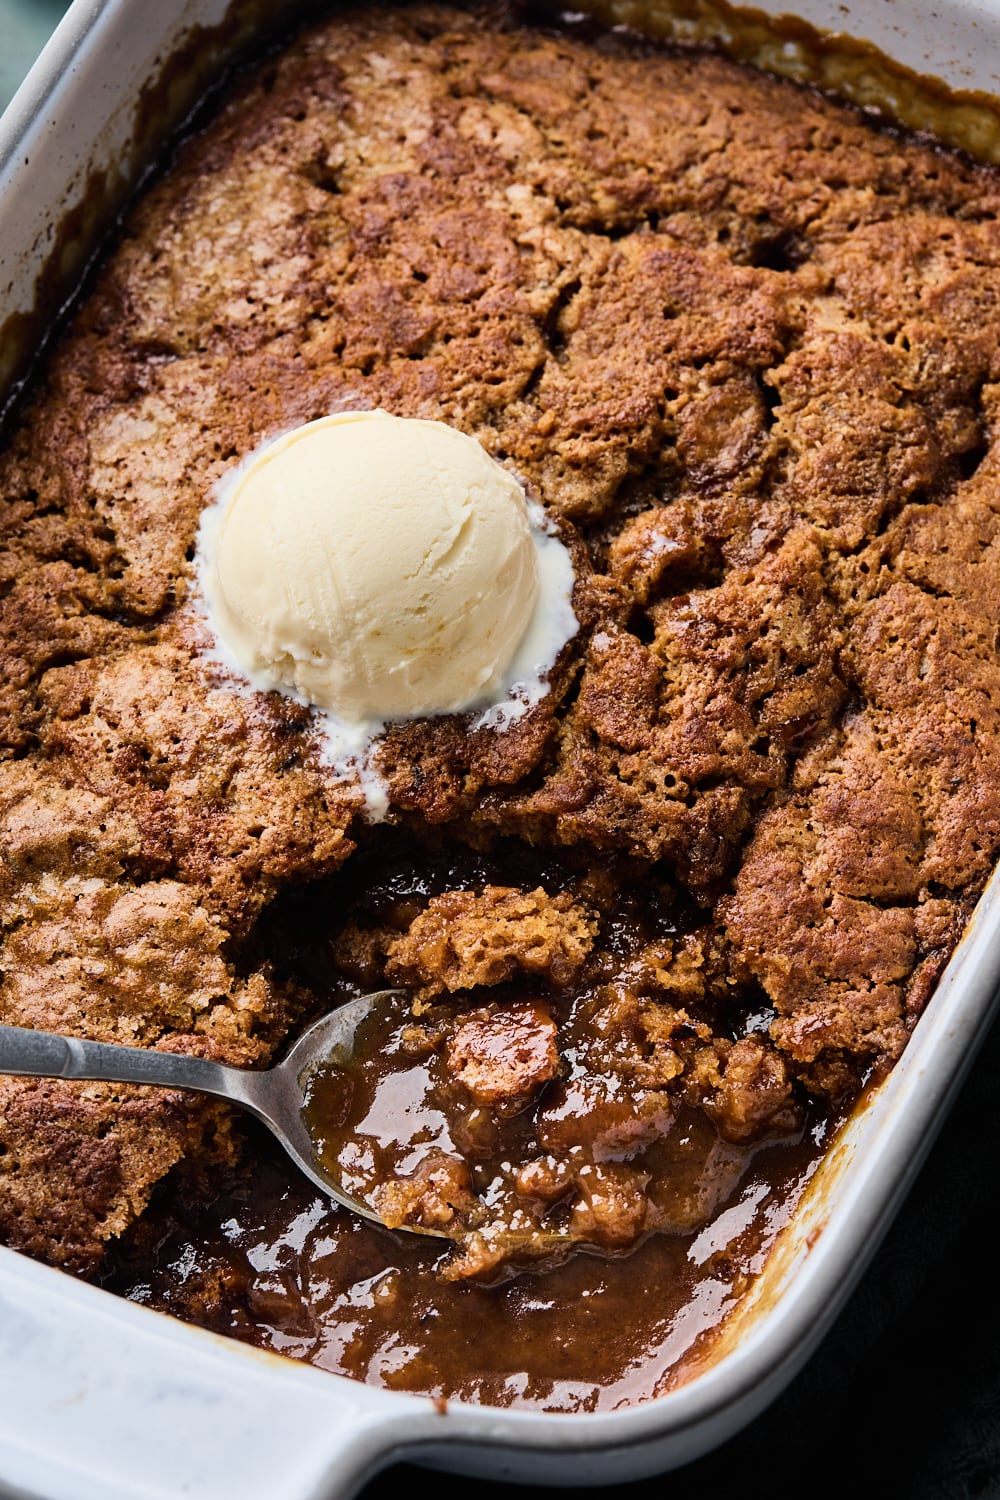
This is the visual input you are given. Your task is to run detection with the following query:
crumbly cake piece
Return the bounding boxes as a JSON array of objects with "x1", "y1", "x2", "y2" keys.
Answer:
[
  {"x1": 382, "y1": 885, "x2": 597, "y2": 996},
  {"x1": 3, "y1": 1, "x2": 1000, "y2": 1271},
  {"x1": 316, "y1": 859, "x2": 799, "y2": 1272}
]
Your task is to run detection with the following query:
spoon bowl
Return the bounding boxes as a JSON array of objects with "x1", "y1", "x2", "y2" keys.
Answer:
[{"x1": 0, "y1": 995, "x2": 436, "y2": 1235}]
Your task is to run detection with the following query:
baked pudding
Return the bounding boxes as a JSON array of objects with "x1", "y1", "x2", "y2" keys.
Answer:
[{"x1": 2, "y1": 0, "x2": 1000, "y2": 1409}]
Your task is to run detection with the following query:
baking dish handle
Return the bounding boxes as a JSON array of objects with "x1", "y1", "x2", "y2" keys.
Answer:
[{"x1": 0, "y1": 1245, "x2": 440, "y2": 1500}]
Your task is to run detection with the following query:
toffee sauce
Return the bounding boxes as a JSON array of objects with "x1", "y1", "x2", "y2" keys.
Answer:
[
  {"x1": 102, "y1": 1120, "x2": 828, "y2": 1410},
  {"x1": 102, "y1": 831, "x2": 841, "y2": 1410}
]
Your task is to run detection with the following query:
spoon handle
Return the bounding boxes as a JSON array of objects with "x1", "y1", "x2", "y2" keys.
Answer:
[{"x1": 0, "y1": 1022, "x2": 247, "y2": 1105}]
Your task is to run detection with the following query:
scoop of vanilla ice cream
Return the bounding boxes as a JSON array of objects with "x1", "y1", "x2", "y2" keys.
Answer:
[{"x1": 205, "y1": 411, "x2": 541, "y2": 722}]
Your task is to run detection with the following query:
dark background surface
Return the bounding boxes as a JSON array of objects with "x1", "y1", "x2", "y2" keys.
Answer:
[
  {"x1": 5, "y1": 5, "x2": 1000, "y2": 1496},
  {"x1": 0, "y1": 0, "x2": 68, "y2": 111}
]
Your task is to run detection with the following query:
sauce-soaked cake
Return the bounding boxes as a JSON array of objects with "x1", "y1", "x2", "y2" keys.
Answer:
[{"x1": 3, "y1": 0, "x2": 1000, "y2": 1400}]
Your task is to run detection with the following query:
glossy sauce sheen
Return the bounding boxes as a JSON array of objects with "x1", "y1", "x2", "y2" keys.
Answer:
[
  {"x1": 104, "y1": 1125, "x2": 827, "y2": 1408},
  {"x1": 104, "y1": 834, "x2": 839, "y2": 1409}
]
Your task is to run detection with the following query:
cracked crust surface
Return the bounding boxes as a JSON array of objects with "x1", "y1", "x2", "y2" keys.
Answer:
[{"x1": 3, "y1": 1, "x2": 1000, "y2": 1270}]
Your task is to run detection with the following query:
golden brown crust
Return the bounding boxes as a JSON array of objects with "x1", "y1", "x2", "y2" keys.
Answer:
[
  {"x1": 386, "y1": 886, "x2": 597, "y2": 996},
  {"x1": 4, "y1": 2, "x2": 1000, "y2": 1268}
]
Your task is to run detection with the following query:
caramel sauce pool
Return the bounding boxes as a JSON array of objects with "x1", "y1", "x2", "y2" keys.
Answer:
[
  {"x1": 102, "y1": 1122, "x2": 826, "y2": 1410},
  {"x1": 103, "y1": 833, "x2": 837, "y2": 1410}
]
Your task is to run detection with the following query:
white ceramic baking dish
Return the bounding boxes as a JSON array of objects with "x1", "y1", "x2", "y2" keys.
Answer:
[{"x1": 2, "y1": 3, "x2": 1000, "y2": 1496}]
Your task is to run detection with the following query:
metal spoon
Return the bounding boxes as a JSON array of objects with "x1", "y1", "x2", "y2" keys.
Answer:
[{"x1": 0, "y1": 993, "x2": 415, "y2": 1233}]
